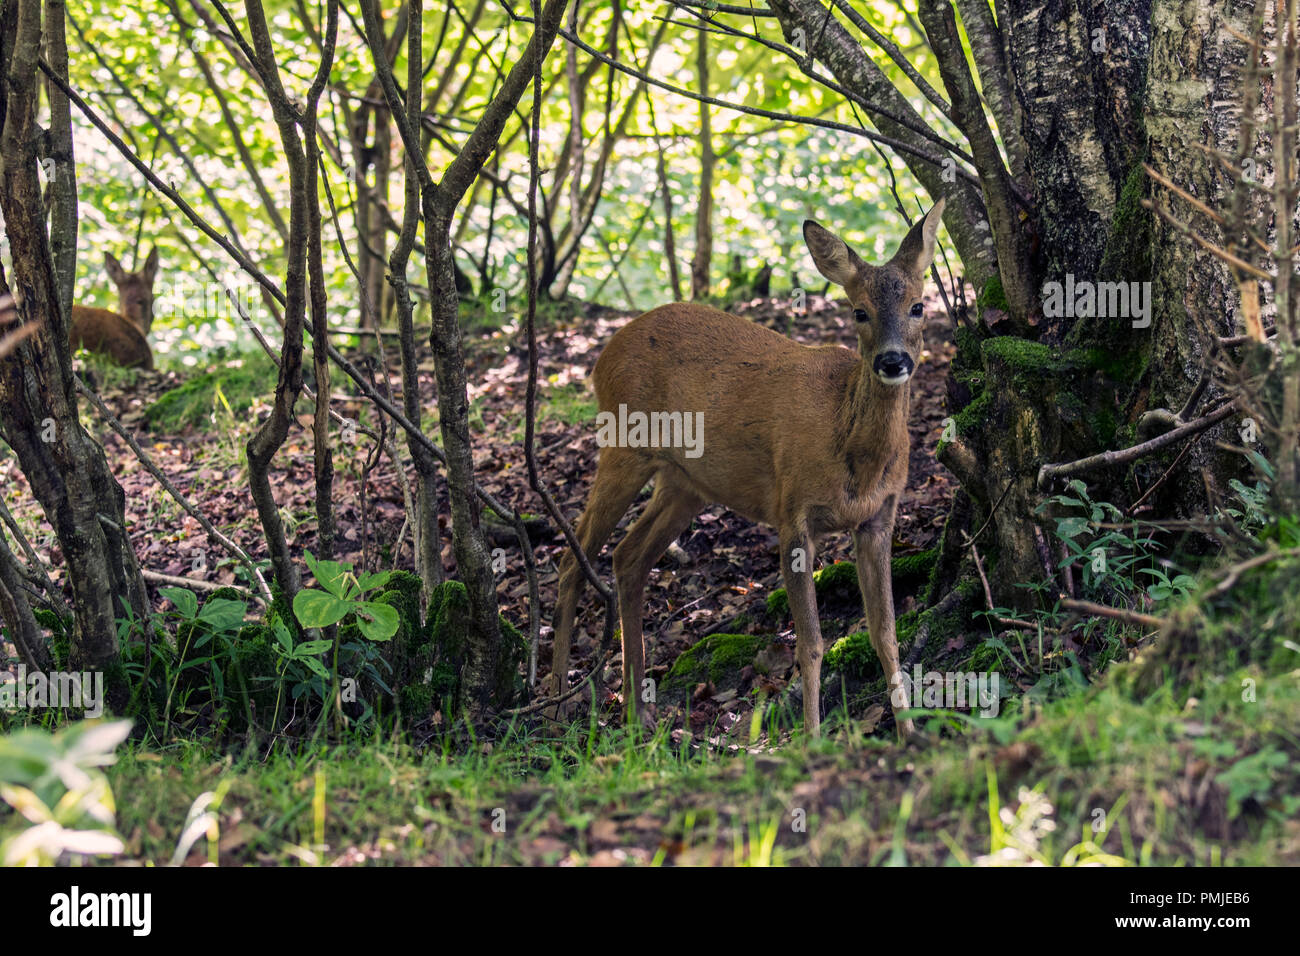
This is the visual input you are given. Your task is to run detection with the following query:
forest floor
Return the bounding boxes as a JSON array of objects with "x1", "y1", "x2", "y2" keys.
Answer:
[{"x1": 4, "y1": 290, "x2": 1297, "y2": 866}]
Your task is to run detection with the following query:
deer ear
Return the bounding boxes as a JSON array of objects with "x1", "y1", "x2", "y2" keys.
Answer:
[
  {"x1": 142, "y1": 247, "x2": 159, "y2": 285},
  {"x1": 891, "y1": 197, "x2": 946, "y2": 277},
  {"x1": 105, "y1": 252, "x2": 127, "y2": 286},
  {"x1": 803, "y1": 220, "x2": 862, "y2": 287}
]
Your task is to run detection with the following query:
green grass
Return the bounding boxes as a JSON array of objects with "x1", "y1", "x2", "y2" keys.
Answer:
[
  {"x1": 146, "y1": 350, "x2": 278, "y2": 433},
  {"x1": 100, "y1": 655, "x2": 1299, "y2": 865}
]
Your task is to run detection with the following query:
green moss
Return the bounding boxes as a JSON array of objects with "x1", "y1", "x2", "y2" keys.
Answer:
[
  {"x1": 663, "y1": 632, "x2": 770, "y2": 693},
  {"x1": 944, "y1": 389, "x2": 993, "y2": 448},
  {"x1": 416, "y1": 581, "x2": 527, "y2": 718},
  {"x1": 977, "y1": 274, "x2": 1009, "y2": 312},
  {"x1": 1090, "y1": 406, "x2": 1119, "y2": 447},
  {"x1": 892, "y1": 549, "x2": 937, "y2": 588},
  {"x1": 766, "y1": 562, "x2": 862, "y2": 620},
  {"x1": 953, "y1": 325, "x2": 985, "y2": 371},
  {"x1": 768, "y1": 557, "x2": 937, "y2": 616},
  {"x1": 1063, "y1": 346, "x2": 1146, "y2": 383},
  {"x1": 825, "y1": 631, "x2": 881, "y2": 679},
  {"x1": 896, "y1": 608, "x2": 921, "y2": 645},
  {"x1": 765, "y1": 588, "x2": 789, "y2": 619},
  {"x1": 205, "y1": 586, "x2": 249, "y2": 605},
  {"x1": 1100, "y1": 156, "x2": 1154, "y2": 284},
  {"x1": 145, "y1": 352, "x2": 277, "y2": 432},
  {"x1": 813, "y1": 561, "x2": 858, "y2": 596},
  {"x1": 982, "y1": 336, "x2": 1053, "y2": 371}
]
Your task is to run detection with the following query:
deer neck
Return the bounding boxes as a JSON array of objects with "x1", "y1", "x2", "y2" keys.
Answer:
[
  {"x1": 118, "y1": 298, "x2": 149, "y2": 335},
  {"x1": 836, "y1": 359, "x2": 910, "y2": 474}
]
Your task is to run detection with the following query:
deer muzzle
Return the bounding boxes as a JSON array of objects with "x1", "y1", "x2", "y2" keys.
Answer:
[{"x1": 872, "y1": 349, "x2": 914, "y2": 385}]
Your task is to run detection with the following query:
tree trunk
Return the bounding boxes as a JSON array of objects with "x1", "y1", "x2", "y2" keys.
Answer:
[
  {"x1": 0, "y1": 0, "x2": 144, "y2": 698},
  {"x1": 769, "y1": 0, "x2": 1255, "y2": 611},
  {"x1": 690, "y1": 27, "x2": 714, "y2": 300},
  {"x1": 938, "y1": 0, "x2": 1256, "y2": 606}
]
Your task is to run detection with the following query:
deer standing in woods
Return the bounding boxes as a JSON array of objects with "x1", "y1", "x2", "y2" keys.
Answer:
[
  {"x1": 551, "y1": 199, "x2": 945, "y2": 739},
  {"x1": 68, "y1": 248, "x2": 158, "y2": 369}
]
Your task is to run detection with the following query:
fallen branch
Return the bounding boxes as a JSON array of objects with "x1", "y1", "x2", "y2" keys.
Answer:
[
  {"x1": 1037, "y1": 399, "x2": 1239, "y2": 490},
  {"x1": 142, "y1": 569, "x2": 259, "y2": 604},
  {"x1": 507, "y1": 650, "x2": 613, "y2": 716},
  {"x1": 1208, "y1": 546, "x2": 1300, "y2": 597},
  {"x1": 1060, "y1": 597, "x2": 1164, "y2": 630}
]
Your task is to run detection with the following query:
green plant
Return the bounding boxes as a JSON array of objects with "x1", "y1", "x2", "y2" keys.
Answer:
[
  {"x1": 0, "y1": 719, "x2": 131, "y2": 865},
  {"x1": 1038, "y1": 480, "x2": 1171, "y2": 602},
  {"x1": 152, "y1": 586, "x2": 251, "y2": 733},
  {"x1": 292, "y1": 551, "x2": 400, "y2": 641},
  {"x1": 1139, "y1": 566, "x2": 1196, "y2": 603}
]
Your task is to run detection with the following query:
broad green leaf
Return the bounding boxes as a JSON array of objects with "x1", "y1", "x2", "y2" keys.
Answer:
[
  {"x1": 301, "y1": 657, "x2": 330, "y2": 679},
  {"x1": 292, "y1": 589, "x2": 351, "y2": 628},
  {"x1": 1055, "y1": 517, "x2": 1090, "y2": 540},
  {"x1": 294, "y1": 640, "x2": 334, "y2": 657},
  {"x1": 158, "y1": 587, "x2": 198, "y2": 621},
  {"x1": 197, "y1": 598, "x2": 247, "y2": 633},
  {"x1": 355, "y1": 602, "x2": 400, "y2": 641},
  {"x1": 354, "y1": 570, "x2": 393, "y2": 595},
  {"x1": 304, "y1": 552, "x2": 352, "y2": 600}
]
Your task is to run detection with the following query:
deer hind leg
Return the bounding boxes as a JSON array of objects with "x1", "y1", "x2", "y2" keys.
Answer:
[
  {"x1": 611, "y1": 471, "x2": 703, "y2": 724},
  {"x1": 780, "y1": 527, "x2": 824, "y2": 737},
  {"x1": 852, "y1": 497, "x2": 916, "y2": 739},
  {"x1": 551, "y1": 449, "x2": 655, "y2": 707}
]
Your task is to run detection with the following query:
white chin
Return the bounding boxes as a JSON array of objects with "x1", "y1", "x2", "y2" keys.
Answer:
[{"x1": 877, "y1": 372, "x2": 911, "y2": 386}]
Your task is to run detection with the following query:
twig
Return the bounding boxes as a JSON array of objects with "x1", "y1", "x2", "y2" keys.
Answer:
[
  {"x1": 1124, "y1": 440, "x2": 1195, "y2": 516},
  {"x1": 961, "y1": 479, "x2": 1013, "y2": 547},
  {"x1": 1037, "y1": 399, "x2": 1239, "y2": 489},
  {"x1": 1060, "y1": 597, "x2": 1164, "y2": 630},
  {"x1": 142, "y1": 569, "x2": 258, "y2": 603},
  {"x1": 1208, "y1": 546, "x2": 1300, "y2": 597},
  {"x1": 507, "y1": 650, "x2": 613, "y2": 716},
  {"x1": 0, "y1": 492, "x2": 72, "y2": 621},
  {"x1": 970, "y1": 542, "x2": 1037, "y2": 630}
]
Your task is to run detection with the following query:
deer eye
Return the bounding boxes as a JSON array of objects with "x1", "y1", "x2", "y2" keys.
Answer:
[
  {"x1": 853, "y1": 309, "x2": 869, "y2": 322},
  {"x1": 909, "y1": 303, "x2": 924, "y2": 317}
]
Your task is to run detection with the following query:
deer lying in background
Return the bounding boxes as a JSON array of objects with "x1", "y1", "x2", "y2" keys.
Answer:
[
  {"x1": 551, "y1": 199, "x2": 945, "y2": 739},
  {"x1": 69, "y1": 248, "x2": 158, "y2": 369}
]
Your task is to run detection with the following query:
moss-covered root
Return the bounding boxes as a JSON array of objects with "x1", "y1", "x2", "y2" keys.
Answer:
[
  {"x1": 766, "y1": 553, "x2": 938, "y2": 620},
  {"x1": 661, "y1": 632, "x2": 772, "y2": 701}
]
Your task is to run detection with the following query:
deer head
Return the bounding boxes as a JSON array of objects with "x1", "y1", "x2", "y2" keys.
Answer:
[
  {"x1": 104, "y1": 247, "x2": 159, "y2": 335},
  {"x1": 802, "y1": 198, "x2": 945, "y2": 386}
]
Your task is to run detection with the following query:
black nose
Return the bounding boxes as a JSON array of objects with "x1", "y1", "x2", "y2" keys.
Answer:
[{"x1": 873, "y1": 350, "x2": 914, "y2": 380}]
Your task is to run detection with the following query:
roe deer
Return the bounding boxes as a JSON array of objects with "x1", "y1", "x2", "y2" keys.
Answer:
[
  {"x1": 551, "y1": 199, "x2": 945, "y2": 739},
  {"x1": 69, "y1": 248, "x2": 158, "y2": 369}
]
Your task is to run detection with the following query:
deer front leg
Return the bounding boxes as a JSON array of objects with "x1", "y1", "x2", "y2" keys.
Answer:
[
  {"x1": 853, "y1": 498, "x2": 917, "y2": 740},
  {"x1": 780, "y1": 527, "x2": 824, "y2": 738}
]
